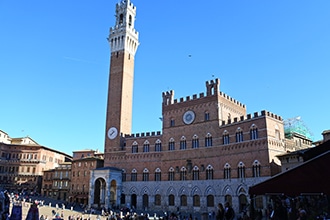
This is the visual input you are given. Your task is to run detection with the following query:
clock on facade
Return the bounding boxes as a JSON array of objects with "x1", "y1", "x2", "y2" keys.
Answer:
[
  {"x1": 107, "y1": 127, "x2": 118, "y2": 139},
  {"x1": 183, "y1": 110, "x2": 195, "y2": 125}
]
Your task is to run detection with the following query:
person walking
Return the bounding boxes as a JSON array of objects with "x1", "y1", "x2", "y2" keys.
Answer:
[
  {"x1": 224, "y1": 202, "x2": 235, "y2": 220},
  {"x1": 216, "y1": 203, "x2": 225, "y2": 220}
]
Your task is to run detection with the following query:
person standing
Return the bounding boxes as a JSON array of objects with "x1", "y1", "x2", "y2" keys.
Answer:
[
  {"x1": 216, "y1": 203, "x2": 225, "y2": 220},
  {"x1": 224, "y1": 202, "x2": 235, "y2": 220}
]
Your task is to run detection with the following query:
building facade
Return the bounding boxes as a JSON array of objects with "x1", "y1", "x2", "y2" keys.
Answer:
[
  {"x1": 0, "y1": 132, "x2": 72, "y2": 193},
  {"x1": 41, "y1": 162, "x2": 71, "y2": 201},
  {"x1": 87, "y1": 0, "x2": 313, "y2": 214},
  {"x1": 70, "y1": 150, "x2": 104, "y2": 206}
]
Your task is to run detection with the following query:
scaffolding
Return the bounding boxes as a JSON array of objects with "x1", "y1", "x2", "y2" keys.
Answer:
[{"x1": 284, "y1": 116, "x2": 313, "y2": 140}]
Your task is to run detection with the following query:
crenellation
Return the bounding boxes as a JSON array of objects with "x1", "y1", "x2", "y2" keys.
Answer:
[
  {"x1": 219, "y1": 110, "x2": 283, "y2": 127},
  {"x1": 126, "y1": 131, "x2": 162, "y2": 139},
  {"x1": 206, "y1": 78, "x2": 220, "y2": 95},
  {"x1": 162, "y1": 90, "x2": 174, "y2": 105},
  {"x1": 161, "y1": 79, "x2": 247, "y2": 109}
]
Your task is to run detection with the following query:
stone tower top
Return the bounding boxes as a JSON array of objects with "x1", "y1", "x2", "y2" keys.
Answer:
[{"x1": 108, "y1": 0, "x2": 139, "y2": 55}]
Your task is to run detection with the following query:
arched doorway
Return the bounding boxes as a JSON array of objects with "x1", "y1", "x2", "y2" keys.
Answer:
[
  {"x1": 131, "y1": 194, "x2": 137, "y2": 209},
  {"x1": 110, "y1": 180, "x2": 117, "y2": 207},
  {"x1": 120, "y1": 193, "x2": 126, "y2": 205},
  {"x1": 225, "y1": 195, "x2": 232, "y2": 206},
  {"x1": 143, "y1": 194, "x2": 149, "y2": 210},
  {"x1": 93, "y1": 178, "x2": 106, "y2": 208},
  {"x1": 239, "y1": 194, "x2": 248, "y2": 212}
]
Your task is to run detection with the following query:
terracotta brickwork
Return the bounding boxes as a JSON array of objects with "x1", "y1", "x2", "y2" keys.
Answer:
[
  {"x1": 0, "y1": 141, "x2": 72, "y2": 193},
  {"x1": 70, "y1": 150, "x2": 104, "y2": 205},
  {"x1": 97, "y1": 0, "x2": 292, "y2": 214}
]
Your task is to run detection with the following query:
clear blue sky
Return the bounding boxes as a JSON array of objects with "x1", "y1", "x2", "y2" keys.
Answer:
[{"x1": 1, "y1": 0, "x2": 329, "y2": 155}]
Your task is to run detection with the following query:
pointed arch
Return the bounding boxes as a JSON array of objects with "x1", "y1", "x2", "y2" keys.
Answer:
[
  {"x1": 168, "y1": 138, "x2": 175, "y2": 151},
  {"x1": 250, "y1": 124, "x2": 259, "y2": 140},
  {"x1": 180, "y1": 136, "x2": 187, "y2": 150},
  {"x1": 131, "y1": 168, "x2": 137, "y2": 181},
  {"x1": 168, "y1": 167, "x2": 175, "y2": 181},
  {"x1": 140, "y1": 186, "x2": 151, "y2": 195},
  {"x1": 132, "y1": 141, "x2": 138, "y2": 153},
  {"x1": 206, "y1": 164, "x2": 214, "y2": 180},
  {"x1": 223, "y1": 130, "x2": 230, "y2": 145},
  {"x1": 252, "y1": 160, "x2": 261, "y2": 177},
  {"x1": 129, "y1": 186, "x2": 139, "y2": 195},
  {"x1": 143, "y1": 140, "x2": 150, "y2": 152},
  {"x1": 224, "y1": 163, "x2": 231, "y2": 179},
  {"x1": 166, "y1": 186, "x2": 177, "y2": 196},
  {"x1": 180, "y1": 166, "x2": 187, "y2": 181},
  {"x1": 142, "y1": 168, "x2": 149, "y2": 181},
  {"x1": 155, "y1": 168, "x2": 161, "y2": 181},
  {"x1": 192, "y1": 165, "x2": 199, "y2": 180},
  {"x1": 155, "y1": 139, "x2": 162, "y2": 152},
  {"x1": 238, "y1": 161, "x2": 245, "y2": 179},
  {"x1": 191, "y1": 186, "x2": 202, "y2": 196},
  {"x1": 192, "y1": 134, "x2": 199, "y2": 148},
  {"x1": 236, "y1": 127, "x2": 244, "y2": 142},
  {"x1": 205, "y1": 132, "x2": 213, "y2": 147}
]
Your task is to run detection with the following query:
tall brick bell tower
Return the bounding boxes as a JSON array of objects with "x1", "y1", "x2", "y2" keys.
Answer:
[{"x1": 104, "y1": 0, "x2": 139, "y2": 165}]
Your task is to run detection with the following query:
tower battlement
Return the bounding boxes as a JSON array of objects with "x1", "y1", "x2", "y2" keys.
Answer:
[
  {"x1": 108, "y1": 0, "x2": 139, "y2": 55},
  {"x1": 125, "y1": 131, "x2": 162, "y2": 138},
  {"x1": 162, "y1": 78, "x2": 245, "y2": 109},
  {"x1": 220, "y1": 110, "x2": 282, "y2": 126}
]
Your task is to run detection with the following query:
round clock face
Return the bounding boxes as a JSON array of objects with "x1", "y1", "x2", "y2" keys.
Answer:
[
  {"x1": 183, "y1": 110, "x2": 195, "y2": 125},
  {"x1": 107, "y1": 127, "x2": 118, "y2": 140}
]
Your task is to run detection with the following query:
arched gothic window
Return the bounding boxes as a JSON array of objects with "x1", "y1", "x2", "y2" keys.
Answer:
[
  {"x1": 132, "y1": 141, "x2": 138, "y2": 153},
  {"x1": 155, "y1": 168, "x2": 161, "y2": 181},
  {"x1": 168, "y1": 167, "x2": 175, "y2": 181},
  {"x1": 238, "y1": 162, "x2": 245, "y2": 179},
  {"x1": 155, "y1": 139, "x2": 162, "y2": 152},
  {"x1": 168, "y1": 138, "x2": 175, "y2": 151},
  {"x1": 169, "y1": 194, "x2": 175, "y2": 206},
  {"x1": 180, "y1": 136, "x2": 187, "y2": 150},
  {"x1": 206, "y1": 165, "x2": 214, "y2": 180},
  {"x1": 192, "y1": 135, "x2": 199, "y2": 148},
  {"x1": 250, "y1": 124, "x2": 258, "y2": 140},
  {"x1": 223, "y1": 130, "x2": 230, "y2": 145},
  {"x1": 224, "y1": 163, "x2": 231, "y2": 179},
  {"x1": 236, "y1": 128, "x2": 244, "y2": 142},
  {"x1": 192, "y1": 166, "x2": 199, "y2": 180},
  {"x1": 180, "y1": 195, "x2": 187, "y2": 206},
  {"x1": 180, "y1": 167, "x2": 187, "y2": 181},
  {"x1": 193, "y1": 195, "x2": 200, "y2": 207},
  {"x1": 205, "y1": 133, "x2": 213, "y2": 147},
  {"x1": 142, "y1": 168, "x2": 149, "y2": 181},
  {"x1": 122, "y1": 169, "x2": 126, "y2": 182},
  {"x1": 252, "y1": 160, "x2": 261, "y2": 177},
  {"x1": 131, "y1": 169, "x2": 137, "y2": 181},
  {"x1": 143, "y1": 140, "x2": 150, "y2": 152}
]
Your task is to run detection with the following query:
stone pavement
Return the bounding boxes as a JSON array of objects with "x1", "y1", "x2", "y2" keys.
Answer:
[{"x1": 10, "y1": 202, "x2": 105, "y2": 220}]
